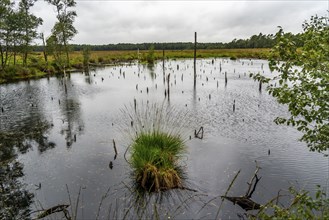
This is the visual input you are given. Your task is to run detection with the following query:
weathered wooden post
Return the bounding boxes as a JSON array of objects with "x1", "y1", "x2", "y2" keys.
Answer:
[
  {"x1": 163, "y1": 49, "x2": 165, "y2": 84},
  {"x1": 259, "y1": 81, "x2": 262, "y2": 93},
  {"x1": 225, "y1": 72, "x2": 228, "y2": 87},
  {"x1": 194, "y1": 32, "x2": 197, "y2": 88},
  {"x1": 134, "y1": 98, "x2": 137, "y2": 112},
  {"x1": 167, "y1": 73, "x2": 170, "y2": 101},
  {"x1": 113, "y1": 139, "x2": 118, "y2": 157}
]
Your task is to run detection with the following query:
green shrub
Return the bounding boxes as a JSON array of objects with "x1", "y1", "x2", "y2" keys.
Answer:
[
  {"x1": 254, "y1": 186, "x2": 329, "y2": 220},
  {"x1": 29, "y1": 56, "x2": 39, "y2": 66},
  {"x1": 146, "y1": 45, "x2": 155, "y2": 64},
  {"x1": 29, "y1": 67, "x2": 37, "y2": 75},
  {"x1": 97, "y1": 57, "x2": 104, "y2": 63}
]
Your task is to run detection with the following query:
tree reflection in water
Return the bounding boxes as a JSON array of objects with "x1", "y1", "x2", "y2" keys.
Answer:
[
  {"x1": 0, "y1": 119, "x2": 53, "y2": 219},
  {"x1": 57, "y1": 76, "x2": 84, "y2": 147},
  {"x1": 0, "y1": 81, "x2": 56, "y2": 219}
]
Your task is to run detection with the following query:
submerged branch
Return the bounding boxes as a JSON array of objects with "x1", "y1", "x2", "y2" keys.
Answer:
[
  {"x1": 221, "y1": 162, "x2": 262, "y2": 212},
  {"x1": 245, "y1": 160, "x2": 262, "y2": 198},
  {"x1": 35, "y1": 204, "x2": 70, "y2": 219},
  {"x1": 215, "y1": 169, "x2": 241, "y2": 219}
]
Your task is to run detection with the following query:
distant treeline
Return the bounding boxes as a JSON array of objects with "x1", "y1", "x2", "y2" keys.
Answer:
[
  {"x1": 73, "y1": 33, "x2": 276, "y2": 51},
  {"x1": 33, "y1": 32, "x2": 303, "y2": 52}
]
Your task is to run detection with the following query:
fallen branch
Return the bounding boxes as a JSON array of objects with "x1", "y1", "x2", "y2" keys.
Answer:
[
  {"x1": 179, "y1": 186, "x2": 198, "y2": 192},
  {"x1": 221, "y1": 196, "x2": 260, "y2": 211},
  {"x1": 245, "y1": 161, "x2": 262, "y2": 198},
  {"x1": 221, "y1": 161, "x2": 262, "y2": 211},
  {"x1": 35, "y1": 204, "x2": 70, "y2": 219},
  {"x1": 214, "y1": 170, "x2": 241, "y2": 219},
  {"x1": 194, "y1": 126, "x2": 204, "y2": 139},
  {"x1": 113, "y1": 139, "x2": 118, "y2": 159}
]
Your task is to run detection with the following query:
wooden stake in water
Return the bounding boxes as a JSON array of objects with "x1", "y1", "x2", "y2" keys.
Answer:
[
  {"x1": 162, "y1": 49, "x2": 165, "y2": 69},
  {"x1": 259, "y1": 81, "x2": 262, "y2": 93},
  {"x1": 113, "y1": 139, "x2": 118, "y2": 157},
  {"x1": 194, "y1": 32, "x2": 197, "y2": 88},
  {"x1": 64, "y1": 83, "x2": 67, "y2": 94},
  {"x1": 163, "y1": 49, "x2": 165, "y2": 83},
  {"x1": 167, "y1": 73, "x2": 170, "y2": 101},
  {"x1": 134, "y1": 98, "x2": 137, "y2": 112},
  {"x1": 225, "y1": 72, "x2": 228, "y2": 87}
]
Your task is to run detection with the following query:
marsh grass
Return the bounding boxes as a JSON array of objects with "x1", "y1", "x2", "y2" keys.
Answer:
[
  {"x1": 131, "y1": 131, "x2": 185, "y2": 192},
  {"x1": 120, "y1": 101, "x2": 191, "y2": 138},
  {"x1": 119, "y1": 101, "x2": 191, "y2": 193},
  {"x1": 0, "y1": 48, "x2": 269, "y2": 83}
]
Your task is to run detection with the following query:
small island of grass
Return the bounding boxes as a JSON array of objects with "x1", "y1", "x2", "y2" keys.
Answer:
[{"x1": 131, "y1": 131, "x2": 186, "y2": 192}]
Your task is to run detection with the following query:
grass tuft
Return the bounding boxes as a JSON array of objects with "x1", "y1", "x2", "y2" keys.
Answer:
[
  {"x1": 131, "y1": 131, "x2": 185, "y2": 192},
  {"x1": 121, "y1": 102, "x2": 189, "y2": 192}
]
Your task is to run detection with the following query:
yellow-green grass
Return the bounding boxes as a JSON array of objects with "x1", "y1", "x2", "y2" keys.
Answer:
[
  {"x1": 130, "y1": 131, "x2": 186, "y2": 192},
  {"x1": 0, "y1": 65, "x2": 53, "y2": 84},
  {"x1": 0, "y1": 48, "x2": 270, "y2": 84},
  {"x1": 155, "y1": 48, "x2": 270, "y2": 59},
  {"x1": 4, "y1": 48, "x2": 271, "y2": 66},
  {"x1": 70, "y1": 48, "x2": 270, "y2": 63}
]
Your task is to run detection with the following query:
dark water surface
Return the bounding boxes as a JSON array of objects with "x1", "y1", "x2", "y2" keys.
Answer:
[{"x1": 1, "y1": 58, "x2": 328, "y2": 219}]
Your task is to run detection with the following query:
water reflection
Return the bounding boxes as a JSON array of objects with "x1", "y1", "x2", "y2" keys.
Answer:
[
  {"x1": 0, "y1": 81, "x2": 56, "y2": 154},
  {"x1": 0, "y1": 58, "x2": 327, "y2": 219},
  {"x1": 59, "y1": 98, "x2": 83, "y2": 147},
  {"x1": 0, "y1": 156, "x2": 33, "y2": 219},
  {"x1": 0, "y1": 118, "x2": 52, "y2": 219},
  {"x1": 85, "y1": 73, "x2": 93, "y2": 85},
  {"x1": 0, "y1": 75, "x2": 85, "y2": 218},
  {"x1": 57, "y1": 77, "x2": 84, "y2": 147},
  {"x1": 146, "y1": 63, "x2": 156, "y2": 80}
]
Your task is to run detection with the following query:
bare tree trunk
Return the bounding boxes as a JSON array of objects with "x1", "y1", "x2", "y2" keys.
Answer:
[
  {"x1": 0, "y1": 47, "x2": 4, "y2": 69},
  {"x1": 65, "y1": 45, "x2": 70, "y2": 67},
  {"x1": 41, "y1": 33, "x2": 48, "y2": 65},
  {"x1": 14, "y1": 52, "x2": 16, "y2": 66},
  {"x1": 23, "y1": 8, "x2": 29, "y2": 67},
  {"x1": 4, "y1": 42, "x2": 9, "y2": 67},
  {"x1": 23, "y1": 48, "x2": 28, "y2": 66},
  {"x1": 162, "y1": 49, "x2": 165, "y2": 82}
]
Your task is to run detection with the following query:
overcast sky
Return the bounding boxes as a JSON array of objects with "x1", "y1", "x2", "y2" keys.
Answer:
[{"x1": 29, "y1": 0, "x2": 328, "y2": 45}]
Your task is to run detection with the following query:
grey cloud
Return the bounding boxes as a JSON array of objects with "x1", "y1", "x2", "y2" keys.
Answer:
[{"x1": 32, "y1": 1, "x2": 328, "y2": 45}]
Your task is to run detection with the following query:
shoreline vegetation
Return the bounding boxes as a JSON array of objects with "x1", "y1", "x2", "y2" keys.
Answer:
[{"x1": 0, "y1": 48, "x2": 270, "y2": 84}]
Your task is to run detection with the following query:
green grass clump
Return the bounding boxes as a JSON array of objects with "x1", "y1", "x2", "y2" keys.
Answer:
[
  {"x1": 131, "y1": 131, "x2": 185, "y2": 192},
  {"x1": 121, "y1": 101, "x2": 190, "y2": 193}
]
